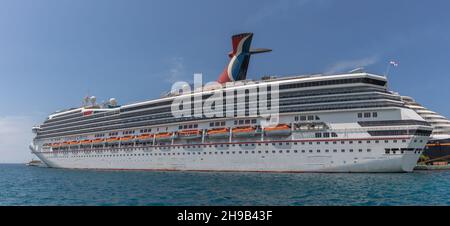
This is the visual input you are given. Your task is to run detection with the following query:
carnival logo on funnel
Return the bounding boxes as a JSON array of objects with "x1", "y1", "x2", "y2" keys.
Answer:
[{"x1": 217, "y1": 33, "x2": 271, "y2": 84}]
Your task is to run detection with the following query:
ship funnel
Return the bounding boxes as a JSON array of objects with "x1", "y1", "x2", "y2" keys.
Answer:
[{"x1": 217, "y1": 33, "x2": 271, "y2": 84}]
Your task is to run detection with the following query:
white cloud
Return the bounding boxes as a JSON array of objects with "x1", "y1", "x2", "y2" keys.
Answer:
[
  {"x1": 164, "y1": 57, "x2": 188, "y2": 83},
  {"x1": 0, "y1": 116, "x2": 37, "y2": 163},
  {"x1": 325, "y1": 56, "x2": 379, "y2": 74}
]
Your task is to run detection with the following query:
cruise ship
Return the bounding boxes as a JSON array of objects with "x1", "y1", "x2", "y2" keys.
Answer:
[
  {"x1": 402, "y1": 96, "x2": 450, "y2": 161},
  {"x1": 29, "y1": 33, "x2": 432, "y2": 172}
]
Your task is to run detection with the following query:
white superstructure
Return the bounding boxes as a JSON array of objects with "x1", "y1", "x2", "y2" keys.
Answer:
[
  {"x1": 30, "y1": 72, "x2": 432, "y2": 172},
  {"x1": 402, "y1": 96, "x2": 450, "y2": 140}
]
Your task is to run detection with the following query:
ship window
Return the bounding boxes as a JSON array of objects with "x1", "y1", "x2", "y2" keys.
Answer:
[
  {"x1": 364, "y1": 113, "x2": 371, "y2": 118},
  {"x1": 251, "y1": 119, "x2": 257, "y2": 124},
  {"x1": 367, "y1": 149, "x2": 372, "y2": 152},
  {"x1": 300, "y1": 116, "x2": 306, "y2": 121},
  {"x1": 358, "y1": 113, "x2": 363, "y2": 118},
  {"x1": 315, "y1": 133, "x2": 322, "y2": 138},
  {"x1": 333, "y1": 149, "x2": 337, "y2": 152},
  {"x1": 372, "y1": 112, "x2": 378, "y2": 118},
  {"x1": 341, "y1": 149, "x2": 345, "y2": 152},
  {"x1": 294, "y1": 116, "x2": 298, "y2": 121},
  {"x1": 210, "y1": 122, "x2": 214, "y2": 127},
  {"x1": 221, "y1": 121, "x2": 225, "y2": 126},
  {"x1": 215, "y1": 122, "x2": 220, "y2": 126},
  {"x1": 308, "y1": 115, "x2": 314, "y2": 120},
  {"x1": 325, "y1": 150, "x2": 329, "y2": 153},
  {"x1": 245, "y1": 120, "x2": 250, "y2": 124},
  {"x1": 315, "y1": 116, "x2": 320, "y2": 120},
  {"x1": 194, "y1": 124, "x2": 198, "y2": 128}
]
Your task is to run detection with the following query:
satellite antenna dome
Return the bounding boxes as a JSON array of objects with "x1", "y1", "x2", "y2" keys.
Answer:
[
  {"x1": 109, "y1": 98, "x2": 117, "y2": 106},
  {"x1": 90, "y1": 96, "x2": 96, "y2": 105}
]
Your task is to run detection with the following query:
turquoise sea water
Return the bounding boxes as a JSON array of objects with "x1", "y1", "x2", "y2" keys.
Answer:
[{"x1": 0, "y1": 164, "x2": 449, "y2": 206}]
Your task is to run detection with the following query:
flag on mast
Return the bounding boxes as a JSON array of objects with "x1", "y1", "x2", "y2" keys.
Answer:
[{"x1": 389, "y1": 60, "x2": 399, "y2": 67}]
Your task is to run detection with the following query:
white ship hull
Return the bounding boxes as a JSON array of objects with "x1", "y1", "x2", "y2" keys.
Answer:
[
  {"x1": 30, "y1": 72, "x2": 433, "y2": 173},
  {"x1": 31, "y1": 136, "x2": 427, "y2": 173}
]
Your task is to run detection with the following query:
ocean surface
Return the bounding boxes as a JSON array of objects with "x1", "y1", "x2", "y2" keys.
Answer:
[{"x1": 0, "y1": 164, "x2": 449, "y2": 206}]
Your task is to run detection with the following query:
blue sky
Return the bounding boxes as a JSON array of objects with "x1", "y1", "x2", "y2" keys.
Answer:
[{"x1": 0, "y1": 0, "x2": 449, "y2": 162}]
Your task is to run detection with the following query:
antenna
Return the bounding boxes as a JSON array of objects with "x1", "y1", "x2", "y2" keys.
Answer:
[{"x1": 349, "y1": 67, "x2": 365, "y2": 73}]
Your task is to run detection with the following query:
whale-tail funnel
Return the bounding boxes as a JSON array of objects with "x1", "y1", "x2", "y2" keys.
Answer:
[{"x1": 217, "y1": 33, "x2": 271, "y2": 84}]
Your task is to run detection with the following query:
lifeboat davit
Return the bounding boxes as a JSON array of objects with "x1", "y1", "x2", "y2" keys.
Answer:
[
  {"x1": 232, "y1": 126, "x2": 257, "y2": 138},
  {"x1": 136, "y1": 134, "x2": 154, "y2": 142},
  {"x1": 105, "y1": 137, "x2": 120, "y2": 144},
  {"x1": 155, "y1": 132, "x2": 174, "y2": 141},
  {"x1": 207, "y1": 128, "x2": 230, "y2": 139},
  {"x1": 178, "y1": 130, "x2": 202, "y2": 140},
  {"x1": 264, "y1": 124, "x2": 292, "y2": 136}
]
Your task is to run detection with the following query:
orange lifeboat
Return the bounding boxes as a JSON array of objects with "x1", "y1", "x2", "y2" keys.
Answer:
[
  {"x1": 155, "y1": 132, "x2": 173, "y2": 141},
  {"x1": 91, "y1": 138, "x2": 105, "y2": 144},
  {"x1": 178, "y1": 130, "x2": 202, "y2": 140},
  {"x1": 80, "y1": 139, "x2": 92, "y2": 145},
  {"x1": 264, "y1": 124, "x2": 292, "y2": 136},
  {"x1": 232, "y1": 126, "x2": 257, "y2": 137},
  {"x1": 61, "y1": 141, "x2": 70, "y2": 147},
  {"x1": 120, "y1": 136, "x2": 135, "y2": 144},
  {"x1": 207, "y1": 128, "x2": 230, "y2": 139},
  {"x1": 69, "y1": 141, "x2": 80, "y2": 146},
  {"x1": 51, "y1": 143, "x2": 61, "y2": 148},
  {"x1": 136, "y1": 134, "x2": 154, "y2": 142},
  {"x1": 106, "y1": 137, "x2": 120, "y2": 144}
]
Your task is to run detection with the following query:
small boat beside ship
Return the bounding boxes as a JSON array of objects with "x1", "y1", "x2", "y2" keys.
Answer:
[{"x1": 26, "y1": 160, "x2": 47, "y2": 167}]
